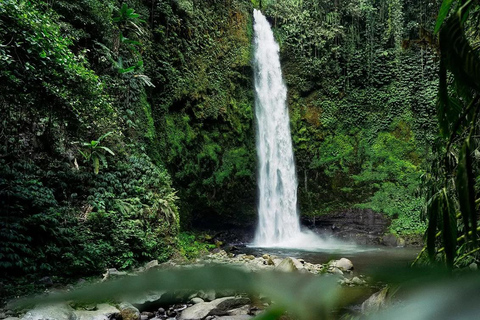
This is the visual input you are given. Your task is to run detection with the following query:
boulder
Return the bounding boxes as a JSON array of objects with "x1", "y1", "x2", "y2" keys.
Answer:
[
  {"x1": 118, "y1": 302, "x2": 140, "y2": 320},
  {"x1": 73, "y1": 304, "x2": 120, "y2": 320},
  {"x1": 227, "y1": 305, "x2": 250, "y2": 316},
  {"x1": 130, "y1": 291, "x2": 165, "y2": 311},
  {"x1": 272, "y1": 258, "x2": 283, "y2": 267},
  {"x1": 361, "y1": 287, "x2": 389, "y2": 314},
  {"x1": 331, "y1": 258, "x2": 353, "y2": 271},
  {"x1": 178, "y1": 296, "x2": 250, "y2": 320},
  {"x1": 351, "y1": 277, "x2": 364, "y2": 285},
  {"x1": 330, "y1": 267, "x2": 343, "y2": 275},
  {"x1": 275, "y1": 257, "x2": 303, "y2": 272},
  {"x1": 21, "y1": 303, "x2": 75, "y2": 320},
  {"x1": 191, "y1": 298, "x2": 204, "y2": 304}
]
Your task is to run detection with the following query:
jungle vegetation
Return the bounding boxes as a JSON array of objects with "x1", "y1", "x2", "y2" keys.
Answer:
[{"x1": 1, "y1": 0, "x2": 480, "y2": 296}]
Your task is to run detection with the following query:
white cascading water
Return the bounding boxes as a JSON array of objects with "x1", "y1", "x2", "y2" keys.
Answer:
[
  {"x1": 252, "y1": 9, "x2": 301, "y2": 246},
  {"x1": 252, "y1": 9, "x2": 353, "y2": 250}
]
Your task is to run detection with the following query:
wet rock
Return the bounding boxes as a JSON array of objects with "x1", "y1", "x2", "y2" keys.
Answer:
[
  {"x1": 21, "y1": 303, "x2": 74, "y2": 320},
  {"x1": 330, "y1": 267, "x2": 344, "y2": 275},
  {"x1": 215, "y1": 316, "x2": 253, "y2": 320},
  {"x1": 4, "y1": 317, "x2": 20, "y2": 320},
  {"x1": 302, "y1": 209, "x2": 390, "y2": 245},
  {"x1": 190, "y1": 298, "x2": 204, "y2": 304},
  {"x1": 361, "y1": 287, "x2": 389, "y2": 314},
  {"x1": 178, "y1": 296, "x2": 250, "y2": 320},
  {"x1": 470, "y1": 263, "x2": 478, "y2": 271},
  {"x1": 275, "y1": 257, "x2": 303, "y2": 272},
  {"x1": 351, "y1": 277, "x2": 365, "y2": 285},
  {"x1": 331, "y1": 258, "x2": 353, "y2": 271},
  {"x1": 118, "y1": 302, "x2": 140, "y2": 320},
  {"x1": 227, "y1": 305, "x2": 250, "y2": 316}
]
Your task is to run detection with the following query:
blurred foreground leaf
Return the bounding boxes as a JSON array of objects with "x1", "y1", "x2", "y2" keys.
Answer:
[
  {"x1": 369, "y1": 272, "x2": 480, "y2": 320},
  {"x1": 12, "y1": 266, "x2": 363, "y2": 320}
]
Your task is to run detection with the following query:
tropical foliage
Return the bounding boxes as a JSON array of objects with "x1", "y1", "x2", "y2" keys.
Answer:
[
  {"x1": 415, "y1": 0, "x2": 480, "y2": 268},
  {"x1": 3, "y1": 0, "x2": 479, "y2": 295}
]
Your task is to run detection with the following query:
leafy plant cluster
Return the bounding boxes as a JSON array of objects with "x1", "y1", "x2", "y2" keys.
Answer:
[
  {"x1": 177, "y1": 232, "x2": 216, "y2": 260},
  {"x1": 0, "y1": 0, "x2": 182, "y2": 282},
  {"x1": 416, "y1": 0, "x2": 480, "y2": 268},
  {"x1": 145, "y1": 0, "x2": 257, "y2": 227},
  {"x1": 0, "y1": 152, "x2": 179, "y2": 278}
]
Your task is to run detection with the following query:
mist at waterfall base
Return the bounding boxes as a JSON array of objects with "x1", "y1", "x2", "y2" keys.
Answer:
[{"x1": 251, "y1": 9, "x2": 358, "y2": 253}]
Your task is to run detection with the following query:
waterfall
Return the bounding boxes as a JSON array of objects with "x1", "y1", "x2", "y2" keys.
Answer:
[
  {"x1": 252, "y1": 9, "x2": 301, "y2": 246},
  {"x1": 251, "y1": 9, "x2": 358, "y2": 251}
]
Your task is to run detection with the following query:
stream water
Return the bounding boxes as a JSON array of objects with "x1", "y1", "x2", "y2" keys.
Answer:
[{"x1": 241, "y1": 245, "x2": 420, "y2": 274}]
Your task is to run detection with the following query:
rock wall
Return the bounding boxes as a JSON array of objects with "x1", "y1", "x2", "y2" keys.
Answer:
[{"x1": 302, "y1": 209, "x2": 391, "y2": 245}]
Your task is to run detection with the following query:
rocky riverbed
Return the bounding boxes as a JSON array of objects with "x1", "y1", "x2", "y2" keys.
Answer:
[{"x1": 1, "y1": 251, "x2": 387, "y2": 320}]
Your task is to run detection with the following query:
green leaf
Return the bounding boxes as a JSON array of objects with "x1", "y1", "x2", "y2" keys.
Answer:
[
  {"x1": 427, "y1": 192, "x2": 439, "y2": 260},
  {"x1": 98, "y1": 131, "x2": 113, "y2": 142},
  {"x1": 118, "y1": 65, "x2": 136, "y2": 74},
  {"x1": 440, "y1": 188, "x2": 457, "y2": 268},
  {"x1": 440, "y1": 15, "x2": 480, "y2": 92},
  {"x1": 93, "y1": 156, "x2": 99, "y2": 175},
  {"x1": 99, "y1": 146, "x2": 115, "y2": 156},
  {"x1": 435, "y1": 0, "x2": 455, "y2": 34},
  {"x1": 456, "y1": 138, "x2": 477, "y2": 245}
]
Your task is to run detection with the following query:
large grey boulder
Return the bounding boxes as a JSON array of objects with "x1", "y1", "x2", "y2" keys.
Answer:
[
  {"x1": 21, "y1": 303, "x2": 75, "y2": 320},
  {"x1": 178, "y1": 296, "x2": 250, "y2": 320},
  {"x1": 331, "y1": 258, "x2": 353, "y2": 271},
  {"x1": 73, "y1": 304, "x2": 120, "y2": 320}
]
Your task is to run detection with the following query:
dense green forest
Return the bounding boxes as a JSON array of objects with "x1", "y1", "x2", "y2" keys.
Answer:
[{"x1": 2, "y1": 0, "x2": 480, "y2": 292}]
